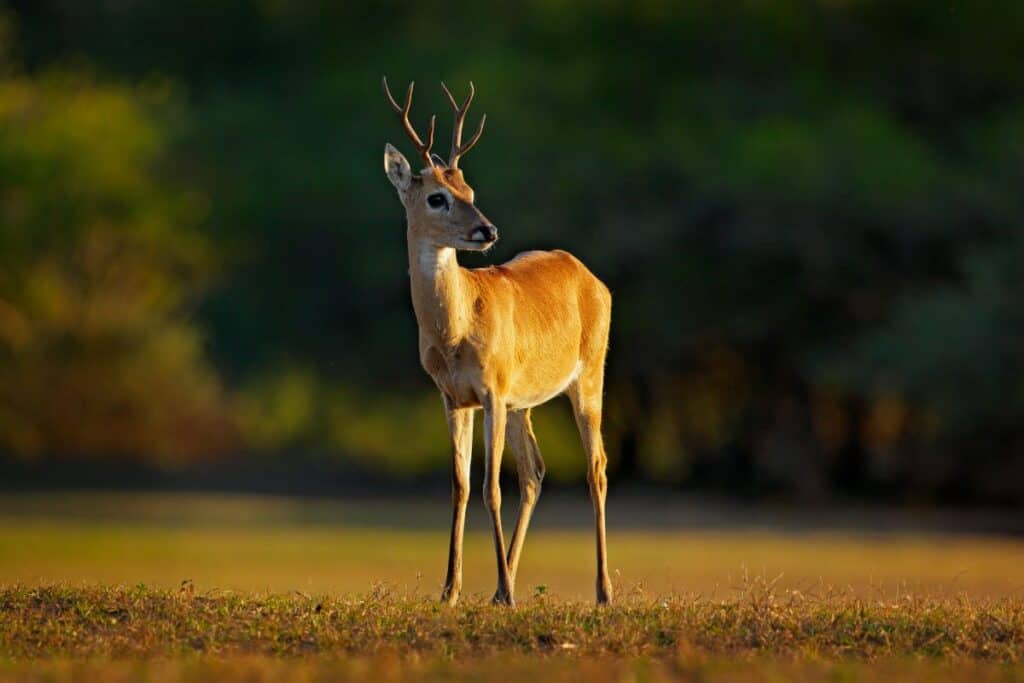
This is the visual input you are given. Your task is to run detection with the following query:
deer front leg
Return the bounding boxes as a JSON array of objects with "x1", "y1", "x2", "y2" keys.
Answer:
[
  {"x1": 482, "y1": 394, "x2": 514, "y2": 606},
  {"x1": 441, "y1": 395, "x2": 474, "y2": 606}
]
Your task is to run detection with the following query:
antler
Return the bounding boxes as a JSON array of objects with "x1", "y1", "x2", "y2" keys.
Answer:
[
  {"x1": 441, "y1": 81, "x2": 486, "y2": 170},
  {"x1": 382, "y1": 77, "x2": 436, "y2": 168}
]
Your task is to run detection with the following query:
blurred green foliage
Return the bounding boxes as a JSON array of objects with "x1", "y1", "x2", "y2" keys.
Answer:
[
  {"x1": 1, "y1": 1, "x2": 1022, "y2": 499},
  {"x1": 0, "y1": 66, "x2": 234, "y2": 463}
]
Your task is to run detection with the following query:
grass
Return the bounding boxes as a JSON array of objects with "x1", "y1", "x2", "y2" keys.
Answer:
[
  {"x1": 1, "y1": 492, "x2": 1022, "y2": 600},
  {"x1": 0, "y1": 585, "x2": 1022, "y2": 681},
  {"x1": 3, "y1": 584, "x2": 1023, "y2": 659},
  {"x1": 1, "y1": 492, "x2": 1023, "y2": 681},
  {"x1": 5, "y1": 658, "x2": 1024, "y2": 683}
]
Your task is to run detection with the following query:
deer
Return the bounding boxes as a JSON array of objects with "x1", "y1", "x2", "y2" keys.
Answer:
[{"x1": 381, "y1": 77, "x2": 613, "y2": 606}]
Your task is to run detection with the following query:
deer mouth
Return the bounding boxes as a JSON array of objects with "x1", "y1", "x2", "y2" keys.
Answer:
[{"x1": 466, "y1": 225, "x2": 498, "y2": 244}]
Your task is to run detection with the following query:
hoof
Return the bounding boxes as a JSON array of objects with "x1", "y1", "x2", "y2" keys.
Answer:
[
  {"x1": 491, "y1": 591, "x2": 516, "y2": 607},
  {"x1": 440, "y1": 587, "x2": 460, "y2": 606}
]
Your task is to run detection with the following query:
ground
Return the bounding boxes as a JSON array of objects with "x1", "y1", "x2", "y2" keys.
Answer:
[{"x1": 0, "y1": 492, "x2": 1022, "y2": 681}]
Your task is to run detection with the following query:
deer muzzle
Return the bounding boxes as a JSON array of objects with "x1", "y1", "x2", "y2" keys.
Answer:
[{"x1": 469, "y1": 224, "x2": 498, "y2": 243}]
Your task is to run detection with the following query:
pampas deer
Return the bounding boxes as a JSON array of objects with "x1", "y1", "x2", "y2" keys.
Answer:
[{"x1": 381, "y1": 78, "x2": 612, "y2": 606}]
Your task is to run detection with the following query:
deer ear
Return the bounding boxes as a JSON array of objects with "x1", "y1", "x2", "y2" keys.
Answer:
[{"x1": 384, "y1": 143, "x2": 413, "y2": 194}]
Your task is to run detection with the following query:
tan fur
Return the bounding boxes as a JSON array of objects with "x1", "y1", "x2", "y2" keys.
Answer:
[
  {"x1": 430, "y1": 167, "x2": 475, "y2": 204},
  {"x1": 383, "y1": 84, "x2": 612, "y2": 607}
]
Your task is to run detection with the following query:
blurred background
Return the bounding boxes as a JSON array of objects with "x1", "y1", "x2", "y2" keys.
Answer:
[{"x1": 1, "y1": 0, "x2": 1023, "y2": 510}]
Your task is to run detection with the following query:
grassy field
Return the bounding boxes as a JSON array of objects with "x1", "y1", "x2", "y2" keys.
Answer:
[
  {"x1": 1, "y1": 492, "x2": 1023, "y2": 600},
  {"x1": 1, "y1": 585, "x2": 1022, "y2": 681},
  {"x1": 3, "y1": 660, "x2": 1023, "y2": 683},
  {"x1": 1, "y1": 492, "x2": 1023, "y2": 681}
]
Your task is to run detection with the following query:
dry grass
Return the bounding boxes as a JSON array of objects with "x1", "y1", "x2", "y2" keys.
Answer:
[
  {"x1": 1, "y1": 585, "x2": 1022, "y2": 681},
  {"x1": 2, "y1": 657, "x2": 1023, "y2": 683},
  {"x1": 2, "y1": 493, "x2": 1023, "y2": 681},
  {"x1": 6, "y1": 655, "x2": 1024, "y2": 683},
  {"x1": 1, "y1": 493, "x2": 1023, "y2": 600},
  {"x1": 1, "y1": 583, "x2": 1023, "y2": 660}
]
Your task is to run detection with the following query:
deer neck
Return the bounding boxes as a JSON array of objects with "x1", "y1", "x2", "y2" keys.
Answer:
[{"x1": 407, "y1": 233, "x2": 474, "y2": 347}]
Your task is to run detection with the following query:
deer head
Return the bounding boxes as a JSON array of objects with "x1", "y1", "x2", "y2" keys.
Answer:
[{"x1": 383, "y1": 77, "x2": 497, "y2": 251}]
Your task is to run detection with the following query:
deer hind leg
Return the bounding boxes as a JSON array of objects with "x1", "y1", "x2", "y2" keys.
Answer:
[
  {"x1": 567, "y1": 367, "x2": 613, "y2": 605},
  {"x1": 505, "y1": 408, "x2": 546, "y2": 588},
  {"x1": 441, "y1": 395, "x2": 474, "y2": 606}
]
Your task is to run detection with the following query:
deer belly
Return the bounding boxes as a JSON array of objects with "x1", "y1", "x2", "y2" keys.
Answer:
[{"x1": 507, "y1": 360, "x2": 582, "y2": 411}]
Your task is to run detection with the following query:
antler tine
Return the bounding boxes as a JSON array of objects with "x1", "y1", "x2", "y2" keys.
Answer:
[
  {"x1": 456, "y1": 114, "x2": 486, "y2": 165},
  {"x1": 423, "y1": 114, "x2": 436, "y2": 163},
  {"x1": 382, "y1": 76, "x2": 436, "y2": 167},
  {"x1": 441, "y1": 81, "x2": 486, "y2": 169}
]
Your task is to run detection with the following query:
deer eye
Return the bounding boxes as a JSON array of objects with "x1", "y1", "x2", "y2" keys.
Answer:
[{"x1": 427, "y1": 193, "x2": 448, "y2": 209}]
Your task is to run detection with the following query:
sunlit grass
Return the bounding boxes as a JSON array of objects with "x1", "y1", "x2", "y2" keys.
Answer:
[
  {"x1": 2, "y1": 584, "x2": 1022, "y2": 659},
  {"x1": 5, "y1": 657, "x2": 1024, "y2": 683},
  {"x1": 3, "y1": 656, "x2": 1024, "y2": 683},
  {"x1": 0, "y1": 493, "x2": 1021, "y2": 600},
  {"x1": 1, "y1": 493, "x2": 1023, "y2": 681},
  {"x1": 0, "y1": 585, "x2": 1022, "y2": 678}
]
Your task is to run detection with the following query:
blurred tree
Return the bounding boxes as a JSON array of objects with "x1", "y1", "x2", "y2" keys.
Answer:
[
  {"x1": 0, "y1": 70, "x2": 235, "y2": 464},
  {"x1": 1, "y1": 0, "x2": 1022, "y2": 500}
]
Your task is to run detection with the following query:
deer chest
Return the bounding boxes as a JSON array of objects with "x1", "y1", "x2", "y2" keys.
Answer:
[{"x1": 420, "y1": 342, "x2": 484, "y2": 408}]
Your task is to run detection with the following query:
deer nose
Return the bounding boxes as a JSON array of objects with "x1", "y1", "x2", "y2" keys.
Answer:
[{"x1": 470, "y1": 224, "x2": 498, "y2": 243}]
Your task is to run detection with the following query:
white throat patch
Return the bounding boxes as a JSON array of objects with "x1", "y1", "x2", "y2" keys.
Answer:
[{"x1": 418, "y1": 245, "x2": 457, "y2": 280}]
